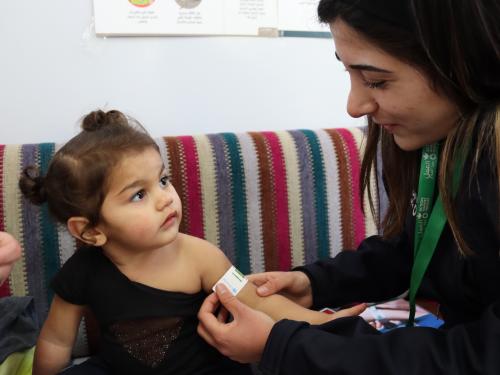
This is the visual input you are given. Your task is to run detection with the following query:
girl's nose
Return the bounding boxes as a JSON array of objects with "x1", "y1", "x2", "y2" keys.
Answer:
[{"x1": 157, "y1": 190, "x2": 173, "y2": 210}]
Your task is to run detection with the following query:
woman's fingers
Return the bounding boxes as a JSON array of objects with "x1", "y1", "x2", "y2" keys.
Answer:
[
  {"x1": 198, "y1": 284, "x2": 273, "y2": 363},
  {"x1": 247, "y1": 272, "x2": 289, "y2": 296}
]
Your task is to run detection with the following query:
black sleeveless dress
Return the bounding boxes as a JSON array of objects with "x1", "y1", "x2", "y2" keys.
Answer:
[{"x1": 52, "y1": 246, "x2": 251, "y2": 375}]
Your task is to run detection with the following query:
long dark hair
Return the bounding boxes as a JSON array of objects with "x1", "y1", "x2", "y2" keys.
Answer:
[
  {"x1": 19, "y1": 110, "x2": 159, "y2": 235},
  {"x1": 318, "y1": 0, "x2": 500, "y2": 254}
]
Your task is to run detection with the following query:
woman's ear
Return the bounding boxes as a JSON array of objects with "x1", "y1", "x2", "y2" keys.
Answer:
[{"x1": 67, "y1": 217, "x2": 107, "y2": 247}]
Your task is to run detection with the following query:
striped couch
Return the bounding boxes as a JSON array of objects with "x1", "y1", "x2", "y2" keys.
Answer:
[{"x1": 0, "y1": 127, "x2": 383, "y2": 359}]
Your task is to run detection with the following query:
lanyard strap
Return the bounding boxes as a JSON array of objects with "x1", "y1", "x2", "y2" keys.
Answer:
[
  {"x1": 407, "y1": 143, "x2": 465, "y2": 326},
  {"x1": 413, "y1": 143, "x2": 440, "y2": 252}
]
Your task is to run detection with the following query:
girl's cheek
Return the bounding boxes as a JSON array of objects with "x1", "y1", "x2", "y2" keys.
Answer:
[{"x1": 128, "y1": 226, "x2": 151, "y2": 241}]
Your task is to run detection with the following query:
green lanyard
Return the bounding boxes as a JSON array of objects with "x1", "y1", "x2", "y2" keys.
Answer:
[{"x1": 407, "y1": 143, "x2": 464, "y2": 326}]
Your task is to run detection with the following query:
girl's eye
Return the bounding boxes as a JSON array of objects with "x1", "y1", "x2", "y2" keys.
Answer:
[
  {"x1": 131, "y1": 190, "x2": 145, "y2": 202},
  {"x1": 160, "y1": 175, "x2": 170, "y2": 188},
  {"x1": 363, "y1": 80, "x2": 387, "y2": 89}
]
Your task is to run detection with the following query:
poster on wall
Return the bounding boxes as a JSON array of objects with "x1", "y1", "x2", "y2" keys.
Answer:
[
  {"x1": 277, "y1": 0, "x2": 330, "y2": 37},
  {"x1": 93, "y1": 0, "x2": 330, "y2": 38}
]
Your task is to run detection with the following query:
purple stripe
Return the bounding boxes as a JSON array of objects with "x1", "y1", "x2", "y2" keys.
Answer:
[
  {"x1": 376, "y1": 144, "x2": 388, "y2": 229},
  {"x1": 21, "y1": 144, "x2": 48, "y2": 324},
  {"x1": 290, "y1": 131, "x2": 318, "y2": 264},
  {"x1": 207, "y1": 134, "x2": 235, "y2": 263}
]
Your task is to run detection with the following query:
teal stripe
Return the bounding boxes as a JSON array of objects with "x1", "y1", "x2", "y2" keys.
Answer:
[
  {"x1": 222, "y1": 133, "x2": 250, "y2": 274},
  {"x1": 39, "y1": 143, "x2": 59, "y2": 303},
  {"x1": 280, "y1": 30, "x2": 331, "y2": 39},
  {"x1": 301, "y1": 130, "x2": 330, "y2": 260}
]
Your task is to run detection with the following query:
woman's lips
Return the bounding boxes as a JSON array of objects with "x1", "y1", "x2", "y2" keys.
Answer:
[{"x1": 381, "y1": 124, "x2": 399, "y2": 134}]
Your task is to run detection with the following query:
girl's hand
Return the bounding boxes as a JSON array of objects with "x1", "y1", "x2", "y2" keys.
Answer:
[
  {"x1": 0, "y1": 232, "x2": 21, "y2": 286},
  {"x1": 325, "y1": 303, "x2": 367, "y2": 322},
  {"x1": 247, "y1": 271, "x2": 313, "y2": 308}
]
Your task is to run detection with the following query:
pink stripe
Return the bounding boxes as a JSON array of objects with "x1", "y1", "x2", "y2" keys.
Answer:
[
  {"x1": 178, "y1": 136, "x2": 204, "y2": 239},
  {"x1": 0, "y1": 145, "x2": 11, "y2": 297},
  {"x1": 262, "y1": 132, "x2": 291, "y2": 271},
  {"x1": 337, "y1": 129, "x2": 366, "y2": 246}
]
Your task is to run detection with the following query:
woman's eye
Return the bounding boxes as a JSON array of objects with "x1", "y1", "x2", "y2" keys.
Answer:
[
  {"x1": 131, "y1": 190, "x2": 145, "y2": 202},
  {"x1": 363, "y1": 80, "x2": 387, "y2": 89},
  {"x1": 160, "y1": 175, "x2": 170, "y2": 188}
]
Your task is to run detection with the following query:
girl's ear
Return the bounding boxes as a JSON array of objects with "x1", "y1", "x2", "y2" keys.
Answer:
[{"x1": 67, "y1": 217, "x2": 108, "y2": 247}]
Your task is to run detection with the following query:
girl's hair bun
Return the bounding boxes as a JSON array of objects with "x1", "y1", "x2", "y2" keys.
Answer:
[
  {"x1": 81, "y1": 110, "x2": 127, "y2": 131},
  {"x1": 19, "y1": 166, "x2": 47, "y2": 205}
]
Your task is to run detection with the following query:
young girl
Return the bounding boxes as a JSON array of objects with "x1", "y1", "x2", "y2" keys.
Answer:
[{"x1": 20, "y1": 110, "x2": 364, "y2": 375}]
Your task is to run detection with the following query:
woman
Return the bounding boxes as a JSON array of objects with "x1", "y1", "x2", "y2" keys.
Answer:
[{"x1": 197, "y1": 0, "x2": 500, "y2": 373}]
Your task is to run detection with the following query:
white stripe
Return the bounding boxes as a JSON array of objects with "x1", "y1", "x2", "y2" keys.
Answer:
[
  {"x1": 193, "y1": 134, "x2": 219, "y2": 247},
  {"x1": 57, "y1": 223, "x2": 77, "y2": 265},
  {"x1": 349, "y1": 128, "x2": 378, "y2": 237},
  {"x1": 275, "y1": 131, "x2": 305, "y2": 268},
  {"x1": 155, "y1": 137, "x2": 170, "y2": 177},
  {"x1": 316, "y1": 130, "x2": 343, "y2": 256},
  {"x1": 236, "y1": 132, "x2": 264, "y2": 273},
  {"x1": 3, "y1": 145, "x2": 27, "y2": 295}
]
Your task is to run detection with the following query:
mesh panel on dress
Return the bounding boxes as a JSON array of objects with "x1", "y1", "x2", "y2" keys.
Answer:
[{"x1": 109, "y1": 316, "x2": 184, "y2": 368}]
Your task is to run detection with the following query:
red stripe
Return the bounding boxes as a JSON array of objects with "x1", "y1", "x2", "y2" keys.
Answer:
[
  {"x1": 0, "y1": 145, "x2": 12, "y2": 297},
  {"x1": 164, "y1": 138, "x2": 187, "y2": 234},
  {"x1": 337, "y1": 129, "x2": 366, "y2": 246},
  {"x1": 262, "y1": 132, "x2": 291, "y2": 271},
  {"x1": 0, "y1": 145, "x2": 5, "y2": 230},
  {"x1": 249, "y1": 133, "x2": 277, "y2": 270},
  {"x1": 178, "y1": 136, "x2": 204, "y2": 239}
]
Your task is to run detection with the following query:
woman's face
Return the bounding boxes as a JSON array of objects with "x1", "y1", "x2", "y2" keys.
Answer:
[{"x1": 331, "y1": 19, "x2": 460, "y2": 151}]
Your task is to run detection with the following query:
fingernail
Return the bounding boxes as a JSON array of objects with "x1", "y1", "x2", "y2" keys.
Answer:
[
  {"x1": 258, "y1": 286, "x2": 268, "y2": 294},
  {"x1": 216, "y1": 284, "x2": 227, "y2": 295}
]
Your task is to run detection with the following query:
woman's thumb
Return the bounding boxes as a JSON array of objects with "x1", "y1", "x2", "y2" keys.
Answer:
[
  {"x1": 255, "y1": 279, "x2": 281, "y2": 296},
  {"x1": 215, "y1": 283, "x2": 243, "y2": 316}
]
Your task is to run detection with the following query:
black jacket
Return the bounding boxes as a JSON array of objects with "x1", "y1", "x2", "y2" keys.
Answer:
[{"x1": 259, "y1": 147, "x2": 499, "y2": 374}]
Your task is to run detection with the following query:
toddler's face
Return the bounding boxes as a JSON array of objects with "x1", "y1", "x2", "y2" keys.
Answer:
[{"x1": 97, "y1": 147, "x2": 183, "y2": 253}]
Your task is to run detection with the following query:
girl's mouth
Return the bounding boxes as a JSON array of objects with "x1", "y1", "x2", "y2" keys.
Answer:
[{"x1": 162, "y1": 211, "x2": 177, "y2": 229}]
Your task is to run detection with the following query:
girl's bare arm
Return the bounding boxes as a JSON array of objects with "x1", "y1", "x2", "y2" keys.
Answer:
[
  {"x1": 194, "y1": 237, "x2": 364, "y2": 324},
  {"x1": 33, "y1": 295, "x2": 85, "y2": 375}
]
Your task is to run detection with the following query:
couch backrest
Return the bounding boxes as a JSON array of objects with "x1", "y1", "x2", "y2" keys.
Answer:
[{"x1": 0, "y1": 127, "x2": 381, "y2": 357}]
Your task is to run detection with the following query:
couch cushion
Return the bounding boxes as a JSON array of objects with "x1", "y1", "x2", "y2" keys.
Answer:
[{"x1": 0, "y1": 127, "x2": 380, "y2": 357}]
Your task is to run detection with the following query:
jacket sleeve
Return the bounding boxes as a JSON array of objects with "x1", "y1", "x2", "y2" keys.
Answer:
[
  {"x1": 296, "y1": 233, "x2": 413, "y2": 309},
  {"x1": 259, "y1": 301, "x2": 500, "y2": 375}
]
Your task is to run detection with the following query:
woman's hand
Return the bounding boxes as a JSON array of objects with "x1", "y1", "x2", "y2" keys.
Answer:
[
  {"x1": 0, "y1": 232, "x2": 21, "y2": 286},
  {"x1": 247, "y1": 271, "x2": 313, "y2": 308},
  {"x1": 197, "y1": 284, "x2": 274, "y2": 363},
  {"x1": 197, "y1": 284, "x2": 366, "y2": 363}
]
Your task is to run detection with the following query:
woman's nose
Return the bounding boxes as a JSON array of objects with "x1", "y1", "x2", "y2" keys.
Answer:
[{"x1": 346, "y1": 86, "x2": 378, "y2": 118}]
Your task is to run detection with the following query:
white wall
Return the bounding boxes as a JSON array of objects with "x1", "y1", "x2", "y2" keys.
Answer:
[{"x1": 0, "y1": 0, "x2": 363, "y2": 145}]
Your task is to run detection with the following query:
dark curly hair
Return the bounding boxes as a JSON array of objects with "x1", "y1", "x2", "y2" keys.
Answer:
[
  {"x1": 19, "y1": 109, "x2": 159, "y2": 235},
  {"x1": 318, "y1": 0, "x2": 499, "y2": 254}
]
